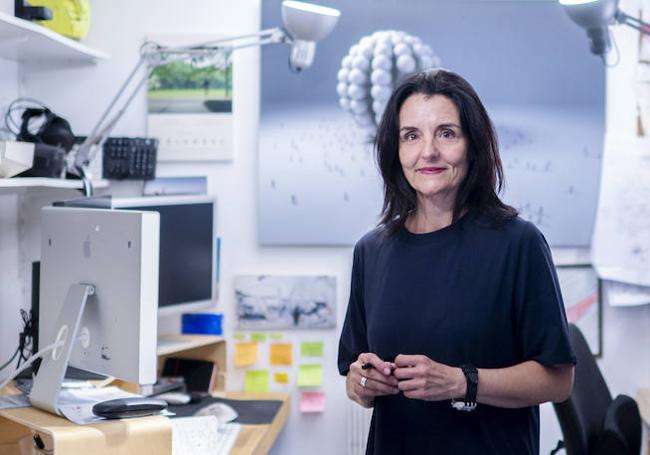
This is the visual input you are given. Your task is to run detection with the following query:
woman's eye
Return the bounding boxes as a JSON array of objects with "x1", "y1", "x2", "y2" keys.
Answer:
[
  {"x1": 439, "y1": 129, "x2": 456, "y2": 140},
  {"x1": 404, "y1": 132, "x2": 417, "y2": 141}
]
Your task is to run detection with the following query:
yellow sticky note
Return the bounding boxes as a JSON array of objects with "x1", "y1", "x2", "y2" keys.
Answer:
[
  {"x1": 298, "y1": 364, "x2": 323, "y2": 388},
  {"x1": 300, "y1": 341, "x2": 324, "y2": 357},
  {"x1": 251, "y1": 332, "x2": 267, "y2": 342},
  {"x1": 245, "y1": 370, "x2": 269, "y2": 393},
  {"x1": 234, "y1": 342, "x2": 258, "y2": 367},
  {"x1": 270, "y1": 343, "x2": 293, "y2": 366},
  {"x1": 274, "y1": 372, "x2": 290, "y2": 384}
]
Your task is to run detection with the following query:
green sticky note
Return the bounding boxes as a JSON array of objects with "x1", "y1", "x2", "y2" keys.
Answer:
[
  {"x1": 251, "y1": 332, "x2": 267, "y2": 342},
  {"x1": 298, "y1": 364, "x2": 323, "y2": 388},
  {"x1": 269, "y1": 333, "x2": 284, "y2": 340},
  {"x1": 300, "y1": 341, "x2": 324, "y2": 357},
  {"x1": 233, "y1": 333, "x2": 246, "y2": 341},
  {"x1": 245, "y1": 370, "x2": 270, "y2": 393}
]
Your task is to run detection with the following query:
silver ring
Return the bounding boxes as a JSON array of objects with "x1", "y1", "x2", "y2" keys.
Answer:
[{"x1": 360, "y1": 376, "x2": 367, "y2": 388}]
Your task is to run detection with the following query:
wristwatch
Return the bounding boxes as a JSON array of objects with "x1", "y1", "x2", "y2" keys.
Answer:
[{"x1": 451, "y1": 364, "x2": 478, "y2": 412}]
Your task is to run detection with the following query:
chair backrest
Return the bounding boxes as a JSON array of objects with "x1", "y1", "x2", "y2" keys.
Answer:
[{"x1": 552, "y1": 324, "x2": 612, "y2": 455}]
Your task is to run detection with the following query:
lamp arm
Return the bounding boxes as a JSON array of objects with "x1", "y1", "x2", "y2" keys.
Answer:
[
  {"x1": 616, "y1": 10, "x2": 650, "y2": 35},
  {"x1": 74, "y1": 27, "x2": 290, "y2": 174}
]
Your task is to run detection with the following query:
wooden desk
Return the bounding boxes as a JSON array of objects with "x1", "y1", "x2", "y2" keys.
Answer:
[
  {"x1": 637, "y1": 388, "x2": 650, "y2": 455},
  {"x1": 0, "y1": 390, "x2": 290, "y2": 455},
  {"x1": 225, "y1": 392, "x2": 290, "y2": 455}
]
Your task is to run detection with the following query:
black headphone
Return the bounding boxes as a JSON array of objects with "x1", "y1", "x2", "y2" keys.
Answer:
[{"x1": 17, "y1": 108, "x2": 75, "y2": 152}]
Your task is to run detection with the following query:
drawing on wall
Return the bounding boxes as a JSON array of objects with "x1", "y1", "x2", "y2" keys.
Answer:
[
  {"x1": 147, "y1": 34, "x2": 233, "y2": 161},
  {"x1": 258, "y1": 0, "x2": 604, "y2": 246},
  {"x1": 556, "y1": 264, "x2": 602, "y2": 357},
  {"x1": 592, "y1": 138, "x2": 650, "y2": 287},
  {"x1": 235, "y1": 275, "x2": 336, "y2": 329}
]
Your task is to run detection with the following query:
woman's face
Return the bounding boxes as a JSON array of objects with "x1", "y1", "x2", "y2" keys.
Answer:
[{"x1": 398, "y1": 93, "x2": 469, "y2": 204}]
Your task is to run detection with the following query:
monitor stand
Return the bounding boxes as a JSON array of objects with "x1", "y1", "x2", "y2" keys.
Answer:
[{"x1": 29, "y1": 283, "x2": 94, "y2": 415}]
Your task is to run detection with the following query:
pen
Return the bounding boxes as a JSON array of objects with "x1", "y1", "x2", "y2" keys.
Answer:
[{"x1": 361, "y1": 362, "x2": 374, "y2": 370}]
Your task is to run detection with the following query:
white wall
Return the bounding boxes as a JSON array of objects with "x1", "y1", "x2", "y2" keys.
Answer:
[{"x1": 0, "y1": 1, "x2": 648, "y2": 454}]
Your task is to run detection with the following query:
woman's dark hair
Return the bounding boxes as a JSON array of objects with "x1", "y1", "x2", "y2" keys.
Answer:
[{"x1": 375, "y1": 69, "x2": 517, "y2": 233}]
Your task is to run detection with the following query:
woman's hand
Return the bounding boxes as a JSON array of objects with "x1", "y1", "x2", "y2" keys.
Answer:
[
  {"x1": 346, "y1": 353, "x2": 398, "y2": 408},
  {"x1": 393, "y1": 354, "x2": 465, "y2": 401}
]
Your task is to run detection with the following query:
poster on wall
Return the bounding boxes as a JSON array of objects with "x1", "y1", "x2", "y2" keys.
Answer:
[
  {"x1": 147, "y1": 34, "x2": 233, "y2": 161},
  {"x1": 235, "y1": 275, "x2": 336, "y2": 329},
  {"x1": 258, "y1": 0, "x2": 605, "y2": 246},
  {"x1": 556, "y1": 264, "x2": 602, "y2": 357}
]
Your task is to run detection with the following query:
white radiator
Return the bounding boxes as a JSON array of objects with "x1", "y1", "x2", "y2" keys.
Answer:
[{"x1": 346, "y1": 400, "x2": 373, "y2": 455}]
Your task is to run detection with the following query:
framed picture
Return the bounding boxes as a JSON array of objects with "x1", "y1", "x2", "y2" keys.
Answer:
[
  {"x1": 556, "y1": 264, "x2": 603, "y2": 357},
  {"x1": 235, "y1": 275, "x2": 336, "y2": 330}
]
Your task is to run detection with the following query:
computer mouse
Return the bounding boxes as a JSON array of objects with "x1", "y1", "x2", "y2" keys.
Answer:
[
  {"x1": 92, "y1": 397, "x2": 168, "y2": 419},
  {"x1": 155, "y1": 392, "x2": 192, "y2": 406},
  {"x1": 194, "y1": 402, "x2": 238, "y2": 424}
]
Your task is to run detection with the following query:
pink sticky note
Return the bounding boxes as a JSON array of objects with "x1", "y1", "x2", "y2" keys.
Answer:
[{"x1": 300, "y1": 391, "x2": 325, "y2": 413}]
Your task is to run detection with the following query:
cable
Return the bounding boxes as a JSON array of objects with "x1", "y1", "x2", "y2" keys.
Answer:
[
  {"x1": 0, "y1": 339, "x2": 63, "y2": 391},
  {"x1": 3, "y1": 97, "x2": 49, "y2": 137},
  {"x1": 0, "y1": 333, "x2": 88, "y2": 391},
  {"x1": 0, "y1": 348, "x2": 20, "y2": 372}
]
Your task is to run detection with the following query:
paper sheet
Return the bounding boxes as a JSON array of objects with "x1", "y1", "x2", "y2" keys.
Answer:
[
  {"x1": 297, "y1": 364, "x2": 323, "y2": 388},
  {"x1": 171, "y1": 416, "x2": 241, "y2": 455},
  {"x1": 244, "y1": 370, "x2": 269, "y2": 393},
  {"x1": 0, "y1": 394, "x2": 30, "y2": 409},
  {"x1": 592, "y1": 137, "x2": 650, "y2": 286},
  {"x1": 300, "y1": 342, "x2": 324, "y2": 357},
  {"x1": 606, "y1": 280, "x2": 650, "y2": 306},
  {"x1": 270, "y1": 343, "x2": 293, "y2": 366},
  {"x1": 300, "y1": 391, "x2": 326, "y2": 413},
  {"x1": 234, "y1": 342, "x2": 258, "y2": 367},
  {"x1": 58, "y1": 386, "x2": 144, "y2": 425}
]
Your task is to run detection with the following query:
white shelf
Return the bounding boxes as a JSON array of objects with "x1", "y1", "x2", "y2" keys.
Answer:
[
  {"x1": 0, "y1": 177, "x2": 109, "y2": 191},
  {"x1": 0, "y1": 11, "x2": 108, "y2": 65}
]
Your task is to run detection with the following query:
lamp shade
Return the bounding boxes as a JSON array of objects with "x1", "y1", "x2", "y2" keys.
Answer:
[
  {"x1": 559, "y1": 0, "x2": 619, "y2": 55},
  {"x1": 559, "y1": 0, "x2": 618, "y2": 29},
  {"x1": 281, "y1": 1, "x2": 341, "y2": 71},
  {"x1": 281, "y1": 1, "x2": 340, "y2": 41}
]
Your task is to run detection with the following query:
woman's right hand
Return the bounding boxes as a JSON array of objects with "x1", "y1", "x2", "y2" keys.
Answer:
[{"x1": 346, "y1": 352, "x2": 399, "y2": 408}]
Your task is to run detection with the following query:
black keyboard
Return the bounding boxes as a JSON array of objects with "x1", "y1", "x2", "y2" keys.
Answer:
[{"x1": 102, "y1": 137, "x2": 157, "y2": 180}]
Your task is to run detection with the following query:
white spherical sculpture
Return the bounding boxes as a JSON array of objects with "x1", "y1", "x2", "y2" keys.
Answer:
[{"x1": 338, "y1": 31, "x2": 441, "y2": 135}]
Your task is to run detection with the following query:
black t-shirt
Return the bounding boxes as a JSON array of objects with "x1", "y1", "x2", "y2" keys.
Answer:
[{"x1": 338, "y1": 212, "x2": 576, "y2": 455}]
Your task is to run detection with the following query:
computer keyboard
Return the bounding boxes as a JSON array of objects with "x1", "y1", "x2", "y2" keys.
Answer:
[{"x1": 171, "y1": 416, "x2": 241, "y2": 455}]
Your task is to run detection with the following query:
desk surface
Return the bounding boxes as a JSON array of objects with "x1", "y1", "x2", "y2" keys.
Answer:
[{"x1": 0, "y1": 388, "x2": 290, "y2": 455}]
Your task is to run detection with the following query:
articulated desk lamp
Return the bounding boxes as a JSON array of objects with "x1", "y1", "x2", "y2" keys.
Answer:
[
  {"x1": 74, "y1": 0, "x2": 341, "y2": 196},
  {"x1": 559, "y1": 0, "x2": 650, "y2": 58}
]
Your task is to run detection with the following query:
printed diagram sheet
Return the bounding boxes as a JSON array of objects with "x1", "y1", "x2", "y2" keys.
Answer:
[{"x1": 592, "y1": 137, "x2": 650, "y2": 287}]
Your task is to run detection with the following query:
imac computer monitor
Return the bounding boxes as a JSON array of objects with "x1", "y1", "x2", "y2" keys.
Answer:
[
  {"x1": 111, "y1": 195, "x2": 216, "y2": 316},
  {"x1": 33, "y1": 207, "x2": 159, "y2": 415}
]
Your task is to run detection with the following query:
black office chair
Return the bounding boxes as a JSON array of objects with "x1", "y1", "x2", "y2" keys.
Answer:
[{"x1": 552, "y1": 324, "x2": 642, "y2": 455}]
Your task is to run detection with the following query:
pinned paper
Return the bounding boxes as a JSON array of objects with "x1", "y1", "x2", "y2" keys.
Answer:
[
  {"x1": 298, "y1": 364, "x2": 323, "y2": 387},
  {"x1": 245, "y1": 370, "x2": 269, "y2": 393},
  {"x1": 270, "y1": 343, "x2": 293, "y2": 366},
  {"x1": 251, "y1": 332, "x2": 267, "y2": 342},
  {"x1": 269, "y1": 333, "x2": 284, "y2": 340},
  {"x1": 300, "y1": 391, "x2": 326, "y2": 413},
  {"x1": 233, "y1": 333, "x2": 247, "y2": 341},
  {"x1": 300, "y1": 341, "x2": 324, "y2": 357},
  {"x1": 234, "y1": 342, "x2": 258, "y2": 367},
  {"x1": 274, "y1": 372, "x2": 290, "y2": 384}
]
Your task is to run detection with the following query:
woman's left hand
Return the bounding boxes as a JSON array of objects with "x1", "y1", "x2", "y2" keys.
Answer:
[{"x1": 393, "y1": 354, "x2": 465, "y2": 401}]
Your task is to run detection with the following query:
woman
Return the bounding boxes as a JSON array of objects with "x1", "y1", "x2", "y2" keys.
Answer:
[{"x1": 338, "y1": 69, "x2": 575, "y2": 454}]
